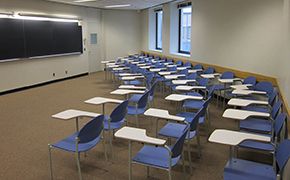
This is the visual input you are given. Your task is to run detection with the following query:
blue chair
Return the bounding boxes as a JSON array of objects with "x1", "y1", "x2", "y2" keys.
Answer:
[
  {"x1": 132, "y1": 124, "x2": 190, "y2": 180},
  {"x1": 184, "y1": 62, "x2": 192, "y2": 67},
  {"x1": 239, "y1": 100, "x2": 282, "y2": 134},
  {"x1": 238, "y1": 113, "x2": 287, "y2": 153},
  {"x1": 127, "y1": 91, "x2": 150, "y2": 127},
  {"x1": 129, "y1": 81, "x2": 157, "y2": 105},
  {"x1": 254, "y1": 81, "x2": 273, "y2": 95},
  {"x1": 179, "y1": 97, "x2": 213, "y2": 134},
  {"x1": 224, "y1": 139, "x2": 290, "y2": 180},
  {"x1": 176, "y1": 60, "x2": 183, "y2": 66},
  {"x1": 215, "y1": 71, "x2": 235, "y2": 106},
  {"x1": 48, "y1": 115, "x2": 105, "y2": 180},
  {"x1": 203, "y1": 67, "x2": 215, "y2": 74},
  {"x1": 243, "y1": 76, "x2": 257, "y2": 86},
  {"x1": 104, "y1": 101, "x2": 128, "y2": 153},
  {"x1": 159, "y1": 107, "x2": 205, "y2": 173},
  {"x1": 193, "y1": 64, "x2": 203, "y2": 69},
  {"x1": 242, "y1": 89, "x2": 277, "y2": 113},
  {"x1": 183, "y1": 85, "x2": 216, "y2": 109}
]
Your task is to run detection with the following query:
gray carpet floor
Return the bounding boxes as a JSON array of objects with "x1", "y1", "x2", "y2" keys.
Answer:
[{"x1": 0, "y1": 72, "x2": 271, "y2": 180}]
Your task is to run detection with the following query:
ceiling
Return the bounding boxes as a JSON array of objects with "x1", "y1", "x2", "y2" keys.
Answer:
[{"x1": 46, "y1": 0, "x2": 173, "y2": 10}]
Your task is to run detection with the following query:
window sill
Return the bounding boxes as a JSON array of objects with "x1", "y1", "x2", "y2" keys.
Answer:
[
  {"x1": 170, "y1": 52, "x2": 191, "y2": 58},
  {"x1": 149, "y1": 49, "x2": 162, "y2": 53}
]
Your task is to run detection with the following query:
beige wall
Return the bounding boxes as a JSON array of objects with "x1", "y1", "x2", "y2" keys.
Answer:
[
  {"x1": 141, "y1": 0, "x2": 290, "y2": 104},
  {"x1": 0, "y1": 0, "x2": 141, "y2": 92}
]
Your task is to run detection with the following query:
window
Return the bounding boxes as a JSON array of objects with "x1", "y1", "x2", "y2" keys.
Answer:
[
  {"x1": 155, "y1": 10, "x2": 163, "y2": 50},
  {"x1": 178, "y1": 3, "x2": 191, "y2": 54}
]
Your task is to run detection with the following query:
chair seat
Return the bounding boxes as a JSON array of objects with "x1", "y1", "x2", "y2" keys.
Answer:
[
  {"x1": 176, "y1": 112, "x2": 205, "y2": 124},
  {"x1": 127, "y1": 106, "x2": 146, "y2": 115},
  {"x1": 224, "y1": 158, "x2": 275, "y2": 180},
  {"x1": 158, "y1": 123, "x2": 196, "y2": 139},
  {"x1": 52, "y1": 132, "x2": 101, "y2": 152},
  {"x1": 242, "y1": 106, "x2": 270, "y2": 113},
  {"x1": 239, "y1": 119, "x2": 272, "y2": 132},
  {"x1": 132, "y1": 145, "x2": 180, "y2": 169},
  {"x1": 215, "y1": 84, "x2": 227, "y2": 90},
  {"x1": 239, "y1": 140, "x2": 274, "y2": 152},
  {"x1": 124, "y1": 80, "x2": 142, "y2": 85}
]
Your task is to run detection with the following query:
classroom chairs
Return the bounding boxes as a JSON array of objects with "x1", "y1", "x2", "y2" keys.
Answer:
[
  {"x1": 104, "y1": 101, "x2": 128, "y2": 154},
  {"x1": 238, "y1": 113, "x2": 287, "y2": 153},
  {"x1": 203, "y1": 67, "x2": 215, "y2": 74},
  {"x1": 159, "y1": 107, "x2": 205, "y2": 173},
  {"x1": 193, "y1": 64, "x2": 203, "y2": 69},
  {"x1": 48, "y1": 115, "x2": 105, "y2": 180},
  {"x1": 223, "y1": 139, "x2": 290, "y2": 180},
  {"x1": 127, "y1": 90, "x2": 150, "y2": 127},
  {"x1": 239, "y1": 100, "x2": 282, "y2": 134},
  {"x1": 132, "y1": 124, "x2": 190, "y2": 180}
]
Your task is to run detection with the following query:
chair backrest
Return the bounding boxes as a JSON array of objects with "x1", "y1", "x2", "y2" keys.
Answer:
[
  {"x1": 187, "y1": 73, "x2": 197, "y2": 80},
  {"x1": 271, "y1": 100, "x2": 282, "y2": 119},
  {"x1": 78, "y1": 115, "x2": 104, "y2": 144},
  {"x1": 189, "y1": 107, "x2": 205, "y2": 131},
  {"x1": 167, "y1": 59, "x2": 173, "y2": 63},
  {"x1": 198, "y1": 78, "x2": 209, "y2": 86},
  {"x1": 274, "y1": 113, "x2": 287, "y2": 138},
  {"x1": 207, "y1": 85, "x2": 216, "y2": 97},
  {"x1": 184, "y1": 62, "x2": 192, "y2": 67},
  {"x1": 193, "y1": 64, "x2": 203, "y2": 69},
  {"x1": 203, "y1": 67, "x2": 215, "y2": 74},
  {"x1": 254, "y1": 81, "x2": 273, "y2": 95},
  {"x1": 176, "y1": 60, "x2": 183, "y2": 66},
  {"x1": 171, "y1": 124, "x2": 190, "y2": 158},
  {"x1": 275, "y1": 139, "x2": 290, "y2": 174},
  {"x1": 243, "y1": 76, "x2": 256, "y2": 85},
  {"x1": 221, "y1": 71, "x2": 234, "y2": 79},
  {"x1": 137, "y1": 91, "x2": 150, "y2": 109},
  {"x1": 110, "y1": 100, "x2": 129, "y2": 123},
  {"x1": 146, "y1": 73, "x2": 154, "y2": 87},
  {"x1": 269, "y1": 89, "x2": 278, "y2": 107},
  {"x1": 168, "y1": 66, "x2": 177, "y2": 71},
  {"x1": 179, "y1": 69, "x2": 188, "y2": 75}
]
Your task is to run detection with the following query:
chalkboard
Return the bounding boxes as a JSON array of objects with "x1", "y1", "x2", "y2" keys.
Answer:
[
  {"x1": 0, "y1": 18, "x2": 26, "y2": 60},
  {"x1": 0, "y1": 18, "x2": 83, "y2": 61}
]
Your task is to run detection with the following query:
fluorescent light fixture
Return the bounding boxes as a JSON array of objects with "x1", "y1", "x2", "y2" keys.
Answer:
[
  {"x1": 17, "y1": 13, "x2": 80, "y2": 22},
  {"x1": 105, "y1": 4, "x2": 131, "y2": 8},
  {"x1": 74, "y1": 0, "x2": 96, "y2": 2}
]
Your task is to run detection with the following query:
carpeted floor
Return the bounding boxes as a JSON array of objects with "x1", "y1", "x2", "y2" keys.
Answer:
[{"x1": 0, "y1": 72, "x2": 272, "y2": 180}]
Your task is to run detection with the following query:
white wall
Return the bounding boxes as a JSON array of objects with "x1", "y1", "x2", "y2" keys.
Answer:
[
  {"x1": 103, "y1": 9, "x2": 141, "y2": 60},
  {"x1": 0, "y1": 0, "x2": 141, "y2": 92},
  {"x1": 141, "y1": 0, "x2": 290, "y2": 105}
]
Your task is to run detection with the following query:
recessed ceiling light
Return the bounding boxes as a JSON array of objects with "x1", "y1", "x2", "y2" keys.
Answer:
[
  {"x1": 73, "y1": 0, "x2": 96, "y2": 3},
  {"x1": 105, "y1": 4, "x2": 131, "y2": 8}
]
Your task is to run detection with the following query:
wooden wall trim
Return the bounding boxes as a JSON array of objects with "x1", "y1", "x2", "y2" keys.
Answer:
[{"x1": 142, "y1": 50, "x2": 290, "y2": 116}]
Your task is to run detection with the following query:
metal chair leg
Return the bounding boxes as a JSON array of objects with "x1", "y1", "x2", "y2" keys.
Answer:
[
  {"x1": 197, "y1": 134, "x2": 201, "y2": 158},
  {"x1": 168, "y1": 169, "x2": 172, "y2": 180},
  {"x1": 182, "y1": 151, "x2": 186, "y2": 174},
  {"x1": 102, "y1": 133, "x2": 108, "y2": 161},
  {"x1": 147, "y1": 166, "x2": 150, "y2": 178},
  {"x1": 48, "y1": 144, "x2": 53, "y2": 180},
  {"x1": 75, "y1": 152, "x2": 83, "y2": 180},
  {"x1": 187, "y1": 140, "x2": 192, "y2": 174},
  {"x1": 110, "y1": 130, "x2": 114, "y2": 159}
]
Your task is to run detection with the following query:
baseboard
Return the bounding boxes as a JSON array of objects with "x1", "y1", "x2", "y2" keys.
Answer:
[{"x1": 0, "y1": 73, "x2": 88, "y2": 96}]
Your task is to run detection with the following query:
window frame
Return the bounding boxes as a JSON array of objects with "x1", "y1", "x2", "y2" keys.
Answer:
[
  {"x1": 155, "y1": 10, "x2": 162, "y2": 50},
  {"x1": 178, "y1": 5, "x2": 191, "y2": 54}
]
